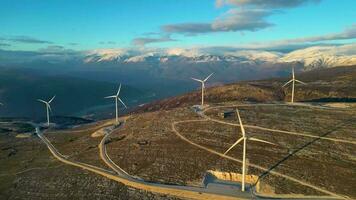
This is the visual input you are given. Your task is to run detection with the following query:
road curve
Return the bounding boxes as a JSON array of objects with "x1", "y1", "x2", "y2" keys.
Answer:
[
  {"x1": 99, "y1": 122, "x2": 130, "y2": 177},
  {"x1": 36, "y1": 127, "x2": 251, "y2": 200}
]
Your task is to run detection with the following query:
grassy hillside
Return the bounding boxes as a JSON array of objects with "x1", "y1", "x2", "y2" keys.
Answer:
[{"x1": 133, "y1": 65, "x2": 356, "y2": 113}]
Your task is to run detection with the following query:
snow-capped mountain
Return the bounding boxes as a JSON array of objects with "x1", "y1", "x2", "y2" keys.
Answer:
[
  {"x1": 82, "y1": 44, "x2": 356, "y2": 70},
  {"x1": 280, "y1": 44, "x2": 356, "y2": 70}
]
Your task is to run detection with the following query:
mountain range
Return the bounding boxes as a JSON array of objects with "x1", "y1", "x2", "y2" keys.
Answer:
[
  {"x1": 83, "y1": 44, "x2": 356, "y2": 70},
  {"x1": 0, "y1": 44, "x2": 355, "y2": 118}
]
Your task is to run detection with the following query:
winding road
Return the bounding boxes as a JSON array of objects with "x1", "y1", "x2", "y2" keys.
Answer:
[{"x1": 34, "y1": 102, "x2": 353, "y2": 200}]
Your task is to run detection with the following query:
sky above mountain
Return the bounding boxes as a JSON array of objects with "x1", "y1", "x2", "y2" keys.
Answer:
[{"x1": 0, "y1": 0, "x2": 355, "y2": 52}]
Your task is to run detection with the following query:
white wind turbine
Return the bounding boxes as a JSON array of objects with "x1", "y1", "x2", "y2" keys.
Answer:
[
  {"x1": 283, "y1": 67, "x2": 306, "y2": 103},
  {"x1": 105, "y1": 84, "x2": 127, "y2": 124},
  {"x1": 191, "y1": 73, "x2": 213, "y2": 107},
  {"x1": 224, "y1": 109, "x2": 275, "y2": 192},
  {"x1": 37, "y1": 96, "x2": 56, "y2": 126}
]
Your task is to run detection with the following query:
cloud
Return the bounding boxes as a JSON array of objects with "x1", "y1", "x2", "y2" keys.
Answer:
[
  {"x1": 162, "y1": 23, "x2": 213, "y2": 35},
  {"x1": 282, "y1": 24, "x2": 356, "y2": 43},
  {"x1": 241, "y1": 24, "x2": 356, "y2": 50},
  {"x1": 0, "y1": 42, "x2": 11, "y2": 47},
  {"x1": 38, "y1": 45, "x2": 65, "y2": 53},
  {"x1": 212, "y1": 9, "x2": 274, "y2": 31},
  {"x1": 216, "y1": 0, "x2": 320, "y2": 8},
  {"x1": 162, "y1": 9, "x2": 274, "y2": 35},
  {"x1": 6, "y1": 36, "x2": 53, "y2": 44},
  {"x1": 68, "y1": 42, "x2": 79, "y2": 46},
  {"x1": 162, "y1": 0, "x2": 320, "y2": 36},
  {"x1": 132, "y1": 35, "x2": 177, "y2": 46},
  {"x1": 99, "y1": 41, "x2": 116, "y2": 45}
]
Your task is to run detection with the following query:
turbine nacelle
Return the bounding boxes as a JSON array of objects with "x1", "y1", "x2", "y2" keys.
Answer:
[
  {"x1": 191, "y1": 73, "x2": 214, "y2": 85},
  {"x1": 37, "y1": 95, "x2": 56, "y2": 112}
]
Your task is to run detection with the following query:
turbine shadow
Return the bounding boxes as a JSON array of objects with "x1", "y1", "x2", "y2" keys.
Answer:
[{"x1": 253, "y1": 117, "x2": 355, "y2": 188}]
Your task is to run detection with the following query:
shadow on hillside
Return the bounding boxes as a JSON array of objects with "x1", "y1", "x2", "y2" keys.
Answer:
[
  {"x1": 254, "y1": 118, "x2": 355, "y2": 188},
  {"x1": 303, "y1": 97, "x2": 356, "y2": 103}
]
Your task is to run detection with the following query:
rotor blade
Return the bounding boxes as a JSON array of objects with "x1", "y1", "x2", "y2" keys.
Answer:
[
  {"x1": 282, "y1": 79, "x2": 293, "y2": 87},
  {"x1": 203, "y1": 73, "x2": 214, "y2": 82},
  {"x1": 48, "y1": 95, "x2": 56, "y2": 103},
  {"x1": 295, "y1": 79, "x2": 306, "y2": 85},
  {"x1": 249, "y1": 137, "x2": 276, "y2": 146},
  {"x1": 191, "y1": 77, "x2": 203, "y2": 83},
  {"x1": 37, "y1": 99, "x2": 47, "y2": 104},
  {"x1": 118, "y1": 98, "x2": 127, "y2": 108},
  {"x1": 236, "y1": 109, "x2": 245, "y2": 136},
  {"x1": 104, "y1": 95, "x2": 116, "y2": 99},
  {"x1": 116, "y1": 84, "x2": 122, "y2": 96},
  {"x1": 47, "y1": 104, "x2": 52, "y2": 113},
  {"x1": 224, "y1": 137, "x2": 244, "y2": 155}
]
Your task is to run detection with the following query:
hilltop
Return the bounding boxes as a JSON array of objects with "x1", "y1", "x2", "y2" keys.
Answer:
[{"x1": 134, "y1": 65, "x2": 356, "y2": 113}]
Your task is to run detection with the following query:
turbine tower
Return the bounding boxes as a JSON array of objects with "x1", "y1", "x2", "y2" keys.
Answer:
[
  {"x1": 37, "y1": 96, "x2": 56, "y2": 126},
  {"x1": 105, "y1": 84, "x2": 127, "y2": 124},
  {"x1": 283, "y1": 67, "x2": 306, "y2": 103},
  {"x1": 191, "y1": 73, "x2": 213, "y2": 107},
  {"x1": 224, "y1": 109, "x2": 275, "y2": 192}
]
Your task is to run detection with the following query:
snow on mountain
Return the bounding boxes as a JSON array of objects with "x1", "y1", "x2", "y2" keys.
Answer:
[
  {"x1": 225, "y1": 50, "x2": 283, "y2": 62},
  {"x1": 82, "y1": 44, "x2": 356, "y2": 69},
  {"x1": 124, "y1": 52, "x2": 160, "y2": 63},
  {"x1": 84, "y1": 49, "x2": 131, "y2": 63},
  {"x1": 280, "y1": 44, "x2": 356, "y2": 69},
  {"x1": 165, "y1": 48, "x2": 202, "y2": 58}
]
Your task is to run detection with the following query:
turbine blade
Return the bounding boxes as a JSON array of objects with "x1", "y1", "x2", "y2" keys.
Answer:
[
  {"x1": 48, "y1": 95, "x2": 56, "y2": 103},
  {"x1": 104, "y1": 95, "x2": 116, "y2": 99},
  {"x1": 37, "y1": 99, "x2": 47, "y2": 104},
  {"x1": 236, "y1": 109, "x2": 245, "y2": 136},
  {"x1": 249, "y1": 137, "x2": 276, "y2": 146},
  {"x1": 282, "y1": 79, "x2": 293, "y2": 87},
  {"x1": 191, "y1": 77, "x2": 203, "y2": 83},
  {"x1": 118, "y1": 98, "x2": 127, "y2": 108},
  {"x1": 47, "y1": 104, "x2": 52, "y2": 113},
  {"x1": 224, "y1": 137, "x2": 244, "y2": 155},
  {"x1": 203, "y1": 73, "x2": 214, "y2": 82},
  {"x1": 295, "y1": 79, "x2": 306, "y2": 85},
  {"x1": 116, "y1": 84, "x2": 122, "y2": 96}
]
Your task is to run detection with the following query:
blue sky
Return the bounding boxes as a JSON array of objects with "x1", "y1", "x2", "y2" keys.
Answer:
[{"x1": 0, "y1": 0, "x2": 355, "y2": 51}]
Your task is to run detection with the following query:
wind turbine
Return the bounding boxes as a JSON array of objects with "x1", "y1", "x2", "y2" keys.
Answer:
[
  {"x1": 191, "y1": 73, "x2": 213, "y2": 107},
  {"x1": 224, "y1": 109, "x2": 275, "y2": 192},
  {"x1": 105, "y1": 84, "x2": 127, "y2": 124},
  {"x1": 37, "y1": 96, "x2": 56, "y2": 126},
  {"x1": 282, "y1": 67, "x2": 306, "y2": 103}
]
